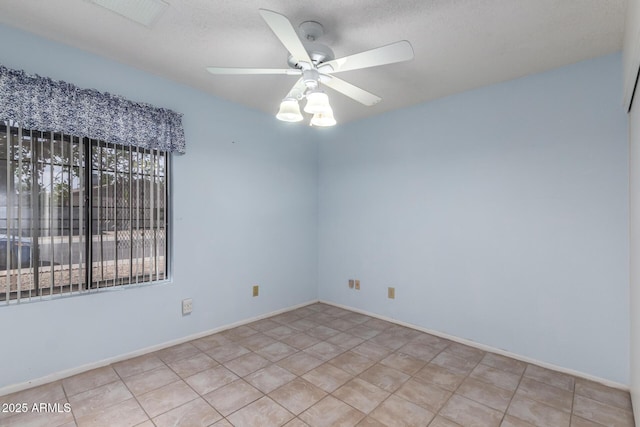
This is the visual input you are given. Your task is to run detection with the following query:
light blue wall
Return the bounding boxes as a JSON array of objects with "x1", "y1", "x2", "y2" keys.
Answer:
[
  {"x1": 0, "y1": 24, "x2": 319, "y2": 388},
  {"x1": 0, "y1": 22, "x2": 630, "y2": 388},
  {"x1": 318, "y1": 53, "x2": 630, "y2": 384}
]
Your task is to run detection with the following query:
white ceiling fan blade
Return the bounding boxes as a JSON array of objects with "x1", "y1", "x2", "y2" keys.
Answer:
[
  {"x1": 322, "y1": 76, "x2": 381, "y2": 106},
  {"x1": 321, "y1": 40, "x2": 414, "y2": 73},
  {"x1": 259, "y1": 9, "x2": 312, "y2": 66},
  {"x1": 206, "y1": 67, "x2": 302, "y2": 75}
]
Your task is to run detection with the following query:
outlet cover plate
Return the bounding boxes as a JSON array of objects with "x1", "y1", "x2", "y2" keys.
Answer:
[
  {"x1": 182, "y1": 298, "x2": 193, "y2": 315},
  {"x1": 253, "y1": 285, "x2": 259, "y2": 297}
]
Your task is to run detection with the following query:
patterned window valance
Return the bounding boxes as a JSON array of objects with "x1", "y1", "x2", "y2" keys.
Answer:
[{"x1": 0, "y1": 65, "x2": 186, "y2": 154}]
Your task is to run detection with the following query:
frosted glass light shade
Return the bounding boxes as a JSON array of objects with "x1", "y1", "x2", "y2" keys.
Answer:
[
  {"x1": 304, "y1": 91, "x2": 331, "y2": 114},
  {"x1": 276, "y1": 98, "x2": 303, "y2": 122},
  {"x1": 310, "y1": 109, "x2": 336, "y2": 127}
]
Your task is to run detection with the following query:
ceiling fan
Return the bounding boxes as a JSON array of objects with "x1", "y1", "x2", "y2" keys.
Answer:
[{"x1": 206, "y1": 9, "x2": 414, "y2": 127}]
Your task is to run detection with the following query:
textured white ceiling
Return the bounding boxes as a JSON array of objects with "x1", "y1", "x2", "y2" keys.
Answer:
[{"x1": 0, "y1": 0, "x2": 629, "y2": 124}]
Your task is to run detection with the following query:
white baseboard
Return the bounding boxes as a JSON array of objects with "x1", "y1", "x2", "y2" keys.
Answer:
[
  {"x1": 0, "y1": 299, "x2": 319, "y2": 397},
  {"x1": 320, "y1": 300, "x2": 630, "y2": 392},
  {"x1": 3, "y1": 298, "x2": 628, "y2": 396}
]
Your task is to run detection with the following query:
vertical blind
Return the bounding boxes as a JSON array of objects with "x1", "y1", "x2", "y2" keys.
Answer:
[
  {"x1": 0, "y1": 121, "x2": 168, "y2": 302},
  {"x1": 0, "y1": 64, "x2": 181, "y2": 303},
  {"x1": 90, "y1": 138, "x2": 167, "y2": 289}
]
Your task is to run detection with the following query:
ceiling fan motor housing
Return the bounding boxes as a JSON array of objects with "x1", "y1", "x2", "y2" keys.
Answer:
[
  {"x1": 287, "y1": 41, "x2": 335, "y2": 69},
  {"x1": 286, "y1": 20, "x2": 334, "y2": 69},
  {"x1": 206, "y1": 9, "x2": 414, "y2": 122}
]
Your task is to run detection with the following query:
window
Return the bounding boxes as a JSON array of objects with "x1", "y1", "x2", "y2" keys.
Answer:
[
  {"x1": 0, "y1": 64, "x2": 183, "y2": 303},
  {"x1": 0, "y1": 121, "x2": 169, "y2": 302}
]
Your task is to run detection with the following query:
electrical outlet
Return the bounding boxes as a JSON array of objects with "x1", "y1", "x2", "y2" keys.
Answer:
[
  {"x1": 355, "y1": 279, "x2": 360, "y2": 290},
  {"x1": 348, "y1": 279, "x2": 354, "y2": 289},
  {"x1": 388, "y1": 287, "x2": 395, "y2": 299},
  {"x1": 253, "y1": 285, "x2": 259, "y2": 297},
  {"x1": 182, "y1": 298, "x2": 193, "y2": 315}
]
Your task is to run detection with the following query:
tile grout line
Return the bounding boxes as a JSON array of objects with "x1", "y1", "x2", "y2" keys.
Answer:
[
  {"x1": 400, "y1": 342, "x2": 453, "y2": 426},
  {"x1": 322, "y1": 323, "x2": 450, "y2": 425},
  {"x1": 210, "y1": 323, "x2": 308, "y2": 426},
  {"x1": 274, "y1": 306, "x2": 623, "y2": 426},
  {"x1": 7, "y1": 303, "x2": 635, "y2": 427},
  {"x1": 57, "y1": 379, "x2": 77, "y2": 427},
  {"x1": 63, "y1": 372, "x2": 139, "y2": 425},
  {"x1": 429, "y1": 343, "x2": 480, "y2": 426},
  {"x1": 110, "y1": 357, "x2": 158, "y2": 425},
  {"x1": 495, "y1": 359, "x2": 526, "y2": 427}
]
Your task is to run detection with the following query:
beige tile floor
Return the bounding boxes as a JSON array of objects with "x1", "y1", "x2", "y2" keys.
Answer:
[{"x1": 0, "y1": 303, "x2": 635, "y2": 427}]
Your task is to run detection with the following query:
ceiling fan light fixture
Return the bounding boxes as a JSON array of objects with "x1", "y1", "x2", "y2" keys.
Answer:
[
  {"x1": 276, "y1": 98, "x2": 303, "y2": 122},
  {"x1": 310, "y1": 109, "x2": 336, "y2": 127},
  {"x1": 206, "y1": 9, "x2": 415, "y2": 128},
  {"x1": 304, "y1": 90, "x2": 331, "y2": 115}
]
